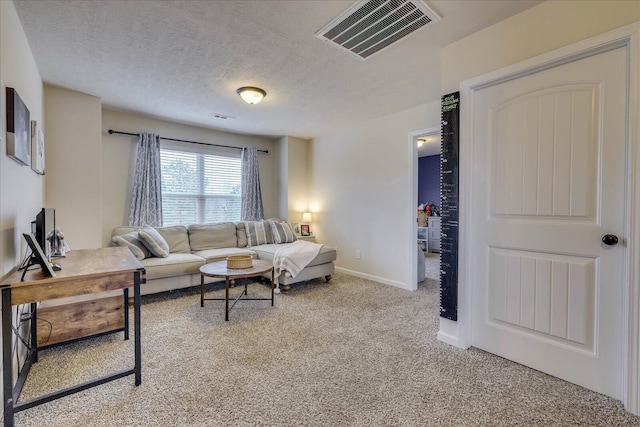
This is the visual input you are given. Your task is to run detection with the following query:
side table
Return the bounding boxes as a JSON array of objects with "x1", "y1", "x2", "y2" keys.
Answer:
[{"x1": 200, "y1": 259, "x2": 274, "y2": 321}]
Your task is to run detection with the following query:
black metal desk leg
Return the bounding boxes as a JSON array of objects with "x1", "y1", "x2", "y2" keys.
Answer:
[
  {"x1": 3, "y1": 288, "x2": 15, "y2": 427},
  {"x1": 123, "y1": 288, "x2": 129, "y2": 341},
  {"x1": 134, "y1": 271, "x2": 141, "y2": 386},
  {"x1": 30, "y1": 302, "x2": 38, "y2": 363}
]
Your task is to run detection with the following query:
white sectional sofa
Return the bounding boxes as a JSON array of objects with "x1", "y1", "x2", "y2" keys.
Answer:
[{"x1": 111, "y1": 221, "x2": 336, "y2": 294}]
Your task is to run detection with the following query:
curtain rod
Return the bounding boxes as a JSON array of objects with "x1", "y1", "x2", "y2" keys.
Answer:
[{"x1": 107, "y1": 129, "x2": 269, "y2": 154}]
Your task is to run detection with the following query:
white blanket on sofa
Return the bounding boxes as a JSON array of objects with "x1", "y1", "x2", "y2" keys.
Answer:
[{"x1": 273, "y1": 240, "x2": 323, "y2": 283}]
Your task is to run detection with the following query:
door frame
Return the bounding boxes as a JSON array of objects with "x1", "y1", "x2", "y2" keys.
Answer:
[
  {"x1": 409, "y1": 126, "x2": 440, "y2": 291},
  {"x1": 455, "y1": 23, "x2": 639, "y2": 413}
]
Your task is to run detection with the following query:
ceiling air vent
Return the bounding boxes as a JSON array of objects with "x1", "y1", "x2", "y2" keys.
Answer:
[
  {"x1": 213, "y1": 113, "x2": 236, "y2": 120},
  {"x1": 315, "y1": 0, "x2": 440, "y2": 60}
]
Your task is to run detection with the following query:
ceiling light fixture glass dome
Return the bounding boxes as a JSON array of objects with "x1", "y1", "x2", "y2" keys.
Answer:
[{"x1": 237, "y1": 87, "x2": 266, "y2": 105}]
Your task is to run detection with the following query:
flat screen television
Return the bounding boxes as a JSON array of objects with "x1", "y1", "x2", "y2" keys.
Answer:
[
  {"x1": 33, "y1": 208, "x2": 55, "y2": 257},
  {"x1": 22, "y1": 232, "x2": 56, "y2": 278}
]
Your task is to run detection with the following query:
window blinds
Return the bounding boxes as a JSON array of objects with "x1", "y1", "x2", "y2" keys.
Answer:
[{"x1": 160, "y1": 148, "x2": 241, "y2": 226}]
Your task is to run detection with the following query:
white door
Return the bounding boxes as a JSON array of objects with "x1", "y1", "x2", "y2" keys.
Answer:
[{"x1": 469, "y1": 45, "x2": 628, "y2": 399}]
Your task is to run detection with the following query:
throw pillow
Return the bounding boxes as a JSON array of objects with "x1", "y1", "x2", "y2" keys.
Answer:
[
  {"x1": 270, "y1": 221, "x2": 297, "y2": 244},
  {"x1": 235, "y1": 222, "x2": 248, "y2": 248},
  {"x1": 244, "y1": 221, "x2": 274, "y2": 247},
  {"x1": 111, "y1": 231, "x2": 151, "y2": 261},
  {"x1": 138, "y1": 226, "x2": 170, "y2": 258}
]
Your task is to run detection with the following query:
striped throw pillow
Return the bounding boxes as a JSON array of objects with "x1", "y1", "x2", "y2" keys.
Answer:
[
  {"x1": 138, "y1": 226, "x2": 170, "y2": 258},
  {"x1": 112, "y1": 231, "x2": 152, "y2": 260},
  {"x1": 270, "y1": 221, "x2": 297, "y2": 244},
  {"x1": 244, "y1": 221, "x2": 274, "y2": 247}
]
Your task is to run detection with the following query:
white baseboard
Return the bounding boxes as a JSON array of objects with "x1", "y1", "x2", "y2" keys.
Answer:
[
  {"x1": 335, "y1": 267, "x2": 412, "y2": 290},
  {"x1": 437, "y1": 317, "x2": 468, "y2": 349},
  {"x1": 437, "y1": 330, "x2": 460, "y2": 347}
]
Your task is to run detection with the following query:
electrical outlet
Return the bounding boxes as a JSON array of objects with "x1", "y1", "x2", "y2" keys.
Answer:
[{"x1": 356, "y1": 250, "x2": 361, "y2": 259}]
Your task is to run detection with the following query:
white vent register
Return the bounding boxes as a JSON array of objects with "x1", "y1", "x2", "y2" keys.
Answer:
[{"x1": 315, "y1": 0, "x2": 440, "y2": 60}]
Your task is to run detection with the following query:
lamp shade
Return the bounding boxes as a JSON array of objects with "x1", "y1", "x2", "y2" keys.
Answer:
[
  {"x1": 302, "y1": 212, "x2": 312, "y2": 223},
  {"x1": 237, "y1": 87, "x2": 266, "y2": 105}
]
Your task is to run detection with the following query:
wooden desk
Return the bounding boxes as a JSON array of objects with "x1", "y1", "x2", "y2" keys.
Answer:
[{"x1": 0, "y1": 247, "x2": 145, "y2": 427}]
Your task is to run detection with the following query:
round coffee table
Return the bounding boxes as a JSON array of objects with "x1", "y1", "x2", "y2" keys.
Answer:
[{"x1": 199, "y1": 259, "x2": 275, "y2": 321}]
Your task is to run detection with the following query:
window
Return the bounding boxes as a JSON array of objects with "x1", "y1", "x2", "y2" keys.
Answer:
[{"x1": 160, "y1": 147, "x2": 241, "y2": 226}]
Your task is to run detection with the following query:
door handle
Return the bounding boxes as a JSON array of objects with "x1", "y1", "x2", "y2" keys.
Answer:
[{"x1": 602, "y1": 234, "x2": 619, "y2": 246}]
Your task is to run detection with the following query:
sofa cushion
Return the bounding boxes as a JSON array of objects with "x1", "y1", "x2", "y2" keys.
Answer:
[
  {"x1": 244, "y1": 221, "x2": 274, "y2": 246},
  {"x1": 192, "y1": 247, "x2": 256, "y2": 264},
  {"x1": 251, "y1": 243, "x2": 337, "y2": 267},
  {"x1": 269, "y1": 221, "x2": 297, "y2": 244},
  {"x1": 138, "y1": 226, "x2": 170, "y2": 258},
  {"x1": 188, "y1": 222, "x2": 238, "y2": 251},
  {"x1": 155, "y1": 225, "x2": 190, "y2": 253},
  {"x1": 111, "y1": 231, "x2": 151, "y2": 260},
  {"x1": 141, "y1": 253, "x2": 206, "y2": 280},
  {"x1": 235, "y1": 222, "x2": 248, "y2": 248}
]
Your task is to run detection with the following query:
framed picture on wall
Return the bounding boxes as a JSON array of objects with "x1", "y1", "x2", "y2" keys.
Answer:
[
  {"x1": 31, "y1": 120, "x2": 45, "y2": 174},
  {"x1": 6, "y1": 87, "x2": 31, "y2": 166},
  {"x1": 301, "y1": 225, "x2": 310, "y2": 236}
]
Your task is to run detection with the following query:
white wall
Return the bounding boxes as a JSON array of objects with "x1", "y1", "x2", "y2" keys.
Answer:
[
  {"x1": 275, "y1": 136, "x2": 312, "y2": 222},
  {"x1": 286, "y1": 136, "x2": 310, "y2": 222},
  {"x1": 101, "y1": 109, "x2": 279, "y2": 245},
  {"x1": 0, "y1": 0, "x2": 44, "y2": 275},
  {"x1": 311, "y1": 102, "x2": 440, "y2": 288},
  {"x1": 442, "y1": 0, "x2": 640, "y2": 93},
  {"x1": 44, "y1": 85, "x2": 102, "y2": 249},
  {"x1": 276, "y1": 136, "x2": 288, "y2": 219},
  {"x1": 0, "y1": 0, "x2": 44, "y2": 405}
]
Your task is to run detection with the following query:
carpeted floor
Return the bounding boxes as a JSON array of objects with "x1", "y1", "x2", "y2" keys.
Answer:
[
  {"x1": 9, "y1": 261, "x2": 639, "y2": 426},
  {"x1": 424, "y1": 252, "x2": 440, "y2": 280}
]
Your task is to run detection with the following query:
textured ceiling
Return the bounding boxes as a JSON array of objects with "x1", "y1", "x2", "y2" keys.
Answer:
[{"x1": 13, "y1": 0, "x2": 541, "y2": 139}]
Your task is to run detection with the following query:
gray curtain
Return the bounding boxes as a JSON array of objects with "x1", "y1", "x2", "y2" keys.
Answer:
[
  {"x1": 129, "y1": 132, "x2": 163, "y2": 226},
  {"x1": 241, "y1": 147, "x2": 264, "y2": 221}
]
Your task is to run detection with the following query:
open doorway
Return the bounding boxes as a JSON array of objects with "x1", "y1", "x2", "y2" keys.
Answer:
[{"x1": 409, "y1": 126, "x2": 440, "y2": 290}]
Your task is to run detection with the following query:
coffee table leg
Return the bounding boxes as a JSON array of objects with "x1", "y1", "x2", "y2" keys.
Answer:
[
  {"x1": 271, "y1": 268, "x2": 275, "y2": 306},
  {"x1": 200, "y1": 274, "x2": 204, "y2": 307},
  {"x1": 225, "y1": 275, "x2": 230, "y2": 321}
]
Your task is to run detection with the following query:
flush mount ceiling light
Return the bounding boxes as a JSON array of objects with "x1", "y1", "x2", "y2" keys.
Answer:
[
  {"x1": 237, "y1": 87, "x2": 266, "y2": 105},
  {"x1": 417, "y1": 134, "x2": 440, "y2": 147}
]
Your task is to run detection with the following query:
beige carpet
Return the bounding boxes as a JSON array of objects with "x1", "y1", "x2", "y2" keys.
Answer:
[
  {"x1": 10, "y1": 269, "x2": 639, "y2": 426},
  {"x1": 423, "y1": 252, "x2": 440, "y2": 281}
]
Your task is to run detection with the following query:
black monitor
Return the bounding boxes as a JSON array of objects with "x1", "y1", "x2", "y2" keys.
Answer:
[{"x1": 33, "y1": 208, "x2": 55, "y2": 257}]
